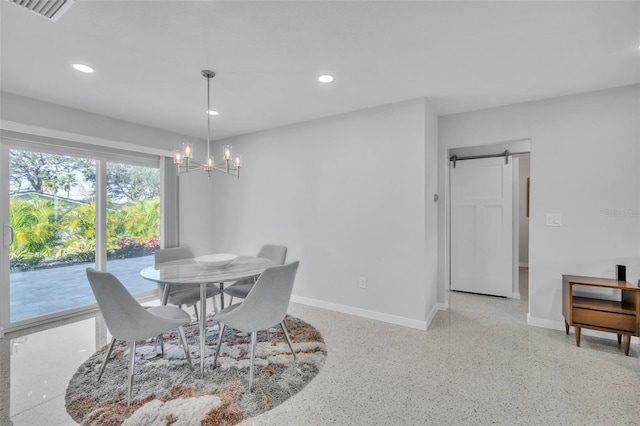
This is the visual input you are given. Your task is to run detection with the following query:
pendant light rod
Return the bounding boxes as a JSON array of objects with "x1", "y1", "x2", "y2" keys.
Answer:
[{"x1": 202, "y1": 69, "x2": 215, "y2": 163}]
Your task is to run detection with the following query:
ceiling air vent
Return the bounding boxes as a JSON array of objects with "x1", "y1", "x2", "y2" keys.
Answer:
[{"x1": 9, "y1": 0, "x2": 75, "y2": 22}]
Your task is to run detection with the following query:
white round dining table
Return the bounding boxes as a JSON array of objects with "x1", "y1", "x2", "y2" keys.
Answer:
[{"x1": 140, "y1": 255, "x2": 278, "y2": 374}]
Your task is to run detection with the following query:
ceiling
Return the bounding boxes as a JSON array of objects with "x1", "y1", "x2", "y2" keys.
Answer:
[{"x1": 2, "y1": 1, "x2": 639, "y2": 141}]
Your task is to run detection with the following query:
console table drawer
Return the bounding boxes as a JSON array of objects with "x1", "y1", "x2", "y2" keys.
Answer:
[{"x1": 572, "y1": 308, "x2": 636, "y2": 332}]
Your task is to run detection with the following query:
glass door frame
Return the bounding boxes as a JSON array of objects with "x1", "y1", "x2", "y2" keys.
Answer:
[
  {"x1": 1, "y1": 140, "x2": 10, "y2": 334},
  {"x1": 0, "y1": 135, "x2": 163, "y2": 333}
]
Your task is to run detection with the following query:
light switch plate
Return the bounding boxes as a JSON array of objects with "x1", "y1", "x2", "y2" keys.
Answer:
[{"x1": 546, "y1": 213, "x2": 562, "y2": 227}]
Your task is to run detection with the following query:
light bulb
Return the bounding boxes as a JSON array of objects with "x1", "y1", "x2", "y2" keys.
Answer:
[
  {"x1": 183, "y1": 143, "x2": 193, "y2": 158},
  {"x1": 223, "y1": 145, "x2": 232, "y2": 161}
]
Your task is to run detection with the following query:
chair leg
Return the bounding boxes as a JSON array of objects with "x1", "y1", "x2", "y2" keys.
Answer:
[
  {"x1": 213, "y1": 323, "x2": 226, "y2": 369},
  {"x1": 97, "y1": 337, "x2": 117, "y2": 382},
  {"x1": 280, "y1": 320, "x2": 297, "y2": 360},
  {"x1": 229, "y1": 296, "x2": 234, "y2": 306},
  {"x1": 212, "y1": 297, "x2": 219, "y2": 314},
  {"x1": 158, "y1": 334, "x2": 165, "y2": 356},
  {"x1": 248, "y1": 331, "x2": 257, "y2": 392},
  {"x1": 193, "y1": 303, "x2": 199, "y2": 319},
  {"x1": 127, "y1": 340, "x2": 137, "y2": 407},
  {"x1": 177, "y1": 326, "x2": 193, "y2": 370}
]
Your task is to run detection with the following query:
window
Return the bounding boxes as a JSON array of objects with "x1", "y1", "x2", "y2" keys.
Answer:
[
  {"x1": 9, "y1": 149, "x2": 97, "y2": 322},
  {"x1": 1, "y1": 137, "x2": 163, "y2": 329},
  {"x1": 105, "y1": 162, "x2": 160, "y2": 294}
]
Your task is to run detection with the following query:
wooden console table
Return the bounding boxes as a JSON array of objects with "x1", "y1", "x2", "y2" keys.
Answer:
[{"x1": 562, "y1": 275, "x2": 640, "y2": 356}]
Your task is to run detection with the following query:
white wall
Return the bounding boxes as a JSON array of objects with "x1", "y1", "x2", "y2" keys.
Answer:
[
  {"x1": 424, "y1": 99, "x2": 441, "y2": 322},
  {"x1": 438, "y1": 84, "x2": 640, "y2": 329},
  {"x1": 519, "y1": 156, "x2": 530, "y2": 266},
  {"x1": 192, "y1": 98, "x2": 438, "y2": 328},
  {"x1": 0, "y1": 92, "x2": 202, "y2": 153},
  {"x1": 177, "y1": 170, "x2": 219, "y2": 254}
]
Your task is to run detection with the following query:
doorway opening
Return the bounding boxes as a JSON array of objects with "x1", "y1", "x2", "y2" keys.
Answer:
[
  {"x1": 517, "y1": 155, "x2": 530, "y2": 303},
  {"x1": 447, "y1": 139, "x2": 531, "y2": 310}
]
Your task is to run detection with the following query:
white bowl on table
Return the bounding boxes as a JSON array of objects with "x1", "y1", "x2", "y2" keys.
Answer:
[{"x1": 194, "y1": 253, "x2": 237, "y2": 268}]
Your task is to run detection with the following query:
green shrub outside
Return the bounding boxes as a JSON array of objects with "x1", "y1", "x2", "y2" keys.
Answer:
[{"x1": 9, "y1": 194, "x2": 160, "y2": 271}]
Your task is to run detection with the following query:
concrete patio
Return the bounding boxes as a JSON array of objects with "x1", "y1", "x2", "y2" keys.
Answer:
[{"x1": 10, "y1": 255, "x2": 157, "y2": 322}]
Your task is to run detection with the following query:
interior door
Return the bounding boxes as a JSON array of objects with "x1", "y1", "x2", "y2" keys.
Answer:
[{"x1": 450, "y1": 156, "x2": 513, "y2": 297}]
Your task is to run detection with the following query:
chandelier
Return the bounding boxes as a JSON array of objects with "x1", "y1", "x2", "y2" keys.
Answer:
[{"x1": 174, "y1": 70, "x2": 241, "y2": 178}]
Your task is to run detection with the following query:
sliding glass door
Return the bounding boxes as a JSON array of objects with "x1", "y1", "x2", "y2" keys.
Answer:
[
  {"x1": 105, "y1": 162, "x2": 159, "y2": 294},
  {"x1": 9, "y1": 149, "x2": 97, "y2": 322},
  {"x1": 2, "y1": 141, "x2": 160, "y2": 326}
]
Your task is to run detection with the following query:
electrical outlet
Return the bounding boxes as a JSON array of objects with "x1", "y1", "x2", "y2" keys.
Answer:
[{"x1": 359, "y1": 276, "x2": 367, "y2": 289}]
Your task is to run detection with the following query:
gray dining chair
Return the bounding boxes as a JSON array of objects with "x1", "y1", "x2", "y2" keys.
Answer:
[
  {"x1": 213, "y1": 261, "x2": 299, "y2": 391},
  {"x1": 155, "y1": 246, "x2": 221, "y2": 316},
  {"x1": 86, "y1": 268, "x2": 193, "y2": 406},
  {"x1": 224, "y1": 244, "x2": 288, "y2": 304}
]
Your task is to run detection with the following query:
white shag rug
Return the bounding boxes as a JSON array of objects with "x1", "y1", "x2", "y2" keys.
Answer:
[{"x1": 65, "y1": 315, "x2": 326, "y2": 425}]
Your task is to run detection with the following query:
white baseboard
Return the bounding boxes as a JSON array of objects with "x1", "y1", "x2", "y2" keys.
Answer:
[
  {"x1": 425, "y1": 303, "x2": 441, "y2": 327},
  {"x1": 290, "y1": 295, "x2": 428, "y2": 330},
  {"x1": 527, "y1": 313, "x2": 640, "y2": 344},
  {"x1": 527, "y1": 314, "x2": 564, "y2": 331}
]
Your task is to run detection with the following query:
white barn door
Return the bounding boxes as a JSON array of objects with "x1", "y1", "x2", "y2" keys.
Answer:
[{"x1": 450, "y1": 156, "x2": 513, "y2": 297}]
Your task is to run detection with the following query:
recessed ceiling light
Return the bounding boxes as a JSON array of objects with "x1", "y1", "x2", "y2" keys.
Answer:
[
  {"x1": 72, "y1": 63, "x2": 94, "y2": 73},
  {"x1": 318, "y1": 74, "x2": 334, "y2": 83},
  {"x1": 207, "y1": 110, "x2": 219, "y2": 116}
]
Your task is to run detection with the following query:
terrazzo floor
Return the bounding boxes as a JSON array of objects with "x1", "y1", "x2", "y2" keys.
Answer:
[
  {"x1": 244, "y1": 271, "x2": 640, "y2": 425},
  {"x1": 10, "y1": 268, "x2": 640, "y2": 425}
]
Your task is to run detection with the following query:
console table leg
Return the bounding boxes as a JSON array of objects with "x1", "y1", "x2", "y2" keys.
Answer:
[
  {"x1": 575, "y1": 327, "x2": 581, "y2": 347},
  {"x1": 565, "y1": 321, "x2": 569, "y2": 335},
  {"x1": 623, "y1": 335, "x2": 630, "y2": 356},
  {"x1": 617, "y1": 334, "x2": 622, "y2": 345}
]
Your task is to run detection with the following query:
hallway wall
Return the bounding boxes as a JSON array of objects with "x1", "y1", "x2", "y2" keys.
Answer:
[{"x1": 438, "y1": 84, "x2": 640, "y2": 329}]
